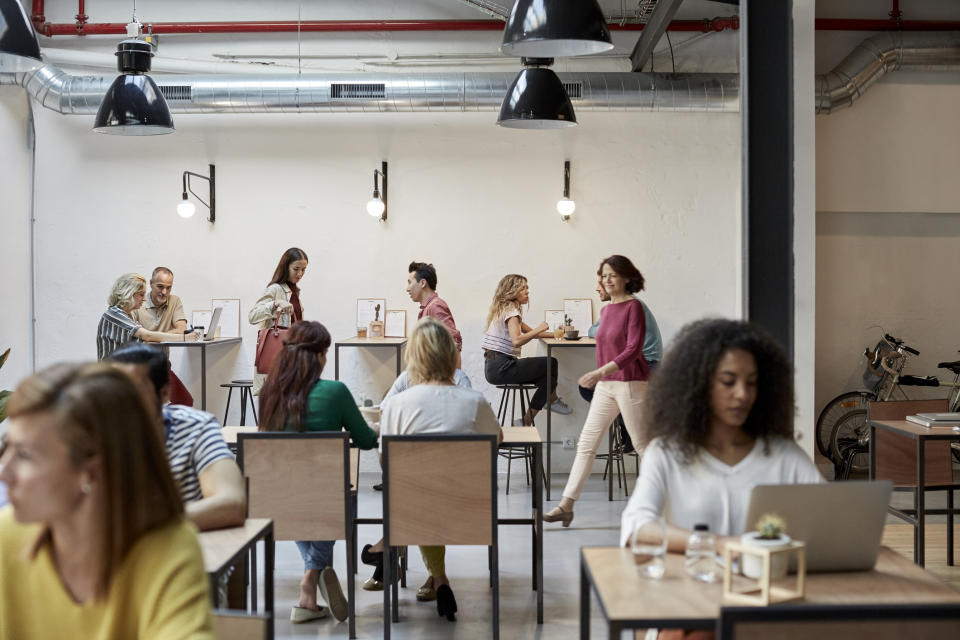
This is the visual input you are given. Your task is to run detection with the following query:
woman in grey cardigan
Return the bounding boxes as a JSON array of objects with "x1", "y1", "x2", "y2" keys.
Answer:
[{"x1": 248, "y1": 247, "x2": 308, "y2": 394}]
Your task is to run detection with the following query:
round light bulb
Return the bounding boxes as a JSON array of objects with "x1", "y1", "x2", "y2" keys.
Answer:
[
  {"x1": 177, "y1": 199, "x2": 196, "y2": 218},
  {"x1": 366, "y1": 197, "x2": 385, "y2": 218},
  {"x1": 557, "y1": 197, "x2": 576, "y2": 217}
]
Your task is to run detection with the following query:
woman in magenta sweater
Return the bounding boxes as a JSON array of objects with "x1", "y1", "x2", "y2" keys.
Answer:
[{"x1": 545, "y1": 255, "x2": 650, "y2": 526}]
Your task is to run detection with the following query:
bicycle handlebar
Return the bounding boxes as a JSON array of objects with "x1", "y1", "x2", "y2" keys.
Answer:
[{"x1": 884, "y1": 333, "x2": 920, "y2": 356}]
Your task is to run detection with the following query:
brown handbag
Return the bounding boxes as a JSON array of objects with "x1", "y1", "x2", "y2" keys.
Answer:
[{"x1": 255, "y1": 318, "x2": 287, "y2": 374}]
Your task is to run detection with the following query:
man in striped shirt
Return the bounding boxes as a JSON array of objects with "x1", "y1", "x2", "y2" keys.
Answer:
[{"x1": 109, "y1": 344, "x2": 246, "y2": 531}]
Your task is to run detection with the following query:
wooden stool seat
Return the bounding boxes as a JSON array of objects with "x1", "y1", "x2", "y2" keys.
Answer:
[{"x1": 494, "y1": 384, "x2": 536, "y2": 494}]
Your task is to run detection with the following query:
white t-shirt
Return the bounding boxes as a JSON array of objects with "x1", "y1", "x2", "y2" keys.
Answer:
[
  {"x1": 619, "y1": 436, "x2": 824, "y2": 546},
  {"x1": 380, "y1": 369, "x2": 472, "y2": 409},
  {"x1": 379, "y1": 384, "x2": 501, "y2": 451}
]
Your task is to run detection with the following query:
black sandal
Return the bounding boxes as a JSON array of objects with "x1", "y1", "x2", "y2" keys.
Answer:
[{"x1": 435, "y1": 584, "x2": 457, "y2": 622}]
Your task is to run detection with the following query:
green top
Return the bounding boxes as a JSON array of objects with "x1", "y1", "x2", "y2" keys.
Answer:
[{"x1": 285, "y1": 379, "x2": 378, "y2": 450}]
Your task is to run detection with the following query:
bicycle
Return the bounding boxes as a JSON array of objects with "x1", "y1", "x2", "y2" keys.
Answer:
[{"x1": 816, "y1": 333, "x2": 960, "y2": 472}]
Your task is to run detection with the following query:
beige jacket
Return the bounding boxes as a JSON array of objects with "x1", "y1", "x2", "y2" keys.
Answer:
[{"x1": 249, "y1": 283, "x2": 303, "y2": 394}]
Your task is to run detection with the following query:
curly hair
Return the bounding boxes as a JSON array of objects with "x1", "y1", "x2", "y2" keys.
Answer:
[
  {"x1": 107, "y1": 273, "x2": 146, "y2": 311},
  {"x1": 643, "y1": 318, "x2": 795, "y2": 462},
  {"x1": 258, "y1": 320, "x2": 331, "y2": 432},
  {"x1": 485, "y1": 274, "x2": 527, "y2": 329}
]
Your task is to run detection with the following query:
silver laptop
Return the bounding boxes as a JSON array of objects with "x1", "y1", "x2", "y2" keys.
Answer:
[
  {"x1": 202, "y1": 306, "x2": 223, "y2": 341},
  {"x1": 743, "y1": 480, "x2": 892, "y2": 572}
]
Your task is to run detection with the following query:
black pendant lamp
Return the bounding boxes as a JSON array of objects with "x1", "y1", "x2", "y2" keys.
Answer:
[
  {"x1": 0, "y1": 0, "x2": 43, "y2": 73},
  {"x1": 93, "y1": 39, "x2": 174, "y2": 135},
  {"x1": 497, "y1": 58, "x2": 576, "y2": 130},
  {"x1": 501, "y1": 0, "x2": 613, "y2": 58}
]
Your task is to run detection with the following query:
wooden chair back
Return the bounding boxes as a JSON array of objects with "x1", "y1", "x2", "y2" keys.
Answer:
[
  {"x1": 213, "y1": 610, "x2": 270, "y2": 640},
  {"x1": 382, "y1": 435, "x2": 497, "y2": 547},
  {"x1": 868, "y1": 400, "x2": 953, "y2": 486},
  {"x1": 717, "y1": 603, "x2": 960, "y2": 640},
  {"x1": 238, "y1": 432, "x2": 349, "y2": 541}
]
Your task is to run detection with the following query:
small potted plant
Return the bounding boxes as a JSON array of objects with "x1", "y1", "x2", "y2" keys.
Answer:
[
  {"x1": 563, "y1": 314, "x2": 579, "y2": 339},
  {"x1": 0, "y1": 348, "x2": 11, "y2": 423},
  {"x1": 369, "y1": 304, "x2": 385, "y2": 338},
  {"x1": 740, "y1": 513, "x2": 792, "y2": 578}
]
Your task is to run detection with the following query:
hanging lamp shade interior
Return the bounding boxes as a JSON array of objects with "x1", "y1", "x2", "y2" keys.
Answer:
[
  {"x1": 0, "y1": 0, "x2": 43, "y2": 72},
  {"x1": 501, "y1": 0, "x2": 613, "y2": 58},
  {"x1": 93, "y1": 39, "x2": 174, "y2": 135},
  {"x1": 497, "y1": 64, "x2": 577, "y2": 130}
]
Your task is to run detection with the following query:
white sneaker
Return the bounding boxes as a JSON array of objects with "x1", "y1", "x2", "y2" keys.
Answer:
[
  {"x1": 551, "y1": 398, "x2": 573, "y2": 415},
  {"x1": 290, "y1": 605, "x2": 329, "y2": 624},
  {"x1": 318, "y1": 566, "x2": 348, "y2": 622}
]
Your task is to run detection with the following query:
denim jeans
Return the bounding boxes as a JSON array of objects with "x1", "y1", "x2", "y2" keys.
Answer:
[{"x1": 295, "y1": 540, "x2": 335, "y2": 571}]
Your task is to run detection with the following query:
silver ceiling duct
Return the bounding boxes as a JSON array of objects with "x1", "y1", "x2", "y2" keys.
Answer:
[
  {"x1": 2, "y1": 64, "x2": 739, "y2": 114},
  {"x1": 816, "y1": 32, "x2": 960, "y2": 114}
]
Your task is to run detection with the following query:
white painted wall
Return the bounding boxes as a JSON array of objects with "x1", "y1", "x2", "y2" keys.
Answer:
[
  {"x1": 25, "y1": 105, "x2": 740, "y2": 472},
  {"x1": 0, "y1": 87, "x2": 33, "y2": 410},
  {"x1": 815, "y1": 46, "x2": 960, "y2": 418}
]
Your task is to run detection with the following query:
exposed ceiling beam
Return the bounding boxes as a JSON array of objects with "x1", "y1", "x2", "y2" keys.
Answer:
[
  {"x1": 629, "y1": 0, "x2": 685, "y2": 71},
  {"x1": 455, "y1": 0, "x2": 508, "y2": 21}
]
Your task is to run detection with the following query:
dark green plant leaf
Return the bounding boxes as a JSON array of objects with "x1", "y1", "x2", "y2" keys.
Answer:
[
  {"x1": 0, "y1": 348, "x2": 9, "y2": 371},
  {"x1": 0, "y1": 390, "x2": 10, "y2": 423}
]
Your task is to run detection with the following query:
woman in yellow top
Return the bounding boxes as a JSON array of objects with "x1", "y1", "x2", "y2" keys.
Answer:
[{"x1": 0, "y1": 363, "x2": 213, "y2": 640}]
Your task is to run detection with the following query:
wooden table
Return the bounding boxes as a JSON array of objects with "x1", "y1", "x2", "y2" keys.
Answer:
[
  {"x1": 580, "y1": 546, "x2": 960, "y2": 639},
  {"x1": 498, "y1": 427, "x2": 544, "y2": 624},
  {"x1": 160, "y1": 337, "x2": 242, "y2": 410},
  {"x1": 539, "y1": 337, "x2": 597, "y2": 500},
  {"x1": 198, "y1": 518, "x2": 274, "y2": 630},
  {"x1": 334, "y1": 336, "x2": 407, "y2": 381},
  {"x1": 869, "y1": 419, "x2": 960, "y2": 567}
]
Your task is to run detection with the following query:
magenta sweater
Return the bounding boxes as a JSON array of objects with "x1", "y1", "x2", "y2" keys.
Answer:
[{"x1": 595, "y1": 298, "x2": 650, "y2": 382}]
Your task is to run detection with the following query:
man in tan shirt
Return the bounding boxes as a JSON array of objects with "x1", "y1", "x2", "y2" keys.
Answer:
[{"x1": 132, "y1": 266, "x2": 188, "y2": 332}]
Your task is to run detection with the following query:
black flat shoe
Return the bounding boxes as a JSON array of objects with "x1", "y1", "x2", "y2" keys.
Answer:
[
  {"x1": 361, "y1": 544, "x2": 383, "y2": 567},
  {"x1": 435, "y1": 585, "x2": 457, "y2": 622}
]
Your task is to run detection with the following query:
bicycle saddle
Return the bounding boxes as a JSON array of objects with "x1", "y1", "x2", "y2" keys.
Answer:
[{"x1": 938, "y1": 360, "x2": 960, "y2": 375}]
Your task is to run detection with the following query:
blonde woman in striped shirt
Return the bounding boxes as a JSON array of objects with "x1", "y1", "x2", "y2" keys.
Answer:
[{"x1": 481, "y1": 274, "x2": 572, "y2": 426}]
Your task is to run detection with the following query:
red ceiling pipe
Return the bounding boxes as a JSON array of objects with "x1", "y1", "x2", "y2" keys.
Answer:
[
  {"x1": 815, "y1": 18, "x2": 960, "y2": 30},
  {"x1": 33, "y1": 16, "x2": 739, "y2": 37}
]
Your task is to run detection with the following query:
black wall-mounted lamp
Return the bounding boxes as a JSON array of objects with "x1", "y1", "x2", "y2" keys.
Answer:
[
  {"x1": 177, "y1": 164, "x2": 215, "y2": 223},
  {"x1": 366, "y1": 161, "x2": 388, "y2": 221},
  {"x1": 557, "y1": 160, "x2": 576, "y2": 221}
]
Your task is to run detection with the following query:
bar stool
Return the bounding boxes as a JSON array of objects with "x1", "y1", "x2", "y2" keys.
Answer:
[
  {"x1": 221, "y1": 380, "x2": 257, "y2": 425},
  {"x1": 596, "y1": 416, "x2": 639, "y2": 500},
  {"x1": 494, "y1": 383, "x2": 536, "y2": 494}
]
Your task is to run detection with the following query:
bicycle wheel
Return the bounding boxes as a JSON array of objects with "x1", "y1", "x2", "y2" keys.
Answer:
[
  {"x1": 815, "y1": 390, "x2": 877, "y2": 457},
  {"x1": 830, "y1": 409, "x2": 870, "y2": 472}
]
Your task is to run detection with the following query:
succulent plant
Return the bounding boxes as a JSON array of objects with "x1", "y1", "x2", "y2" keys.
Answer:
[
  {"x1": 755, "y1": 513, "x2": 787, "y2": 539},
  {"x1": 374, "y1": 304, "x2": 381, "y2": 322},
  {"x1": 564, "y1": 314, "x2": 573, "y2": 327}
]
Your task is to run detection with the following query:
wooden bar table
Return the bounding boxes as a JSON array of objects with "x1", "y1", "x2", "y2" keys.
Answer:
[
  {"x1": 199, "y1": 517, "x2": 274, "y2": 634},
  {"x1": 868, "y1": 419, "x2": 960, "y2": 567},
  {"x1": 160, "y1": 337, "x2": 242, "y2": 411},
  {"x1": 580, "y1": 546, "x2": 960, "y2": 639},
  {"x1": 334, "y1": 336, "x2": 407, "y2": 381},
  {"x1": 539, "y1": 337, "x2": 596, "y2": 501},
  {"x1": 498, "y1": 427, "x2": 544, "y2": 623}
]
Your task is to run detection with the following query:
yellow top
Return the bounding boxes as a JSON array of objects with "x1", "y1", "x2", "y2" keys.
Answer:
[{"x1": 0, "y1": 507, "x2": 214, "y2": 640}]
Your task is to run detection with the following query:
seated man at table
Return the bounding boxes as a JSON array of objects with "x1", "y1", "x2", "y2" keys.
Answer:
[
  {"x1": 130, "y1": 266, "x2": 194, "y2": 406},
  {"x1": 406, "y1": 261, "x2": 463, "y2": 352},
  {"x1": 108, "y1": 343, "x2": 246, "y2": 531},
  {"x1": 131, "y1": 266, "x2": 188, "y2": 333}
]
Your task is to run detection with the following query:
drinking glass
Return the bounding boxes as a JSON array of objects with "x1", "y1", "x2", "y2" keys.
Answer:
[{"x1": 631, "y1": 518, "x2": 667, "y2": 579}]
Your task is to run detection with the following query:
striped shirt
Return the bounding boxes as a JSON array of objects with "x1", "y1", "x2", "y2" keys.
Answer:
[
  {"x1": 162, "y1": 404, "x2": 234, "y2": 504},
  {"x1": 96, "y1": 305, "x2": 142, "y2": 360},
  {"x1": 480, "y1": 309, "x2": 521, "y2": 357}
]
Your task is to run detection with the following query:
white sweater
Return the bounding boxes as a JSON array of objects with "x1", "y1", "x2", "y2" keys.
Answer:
[{"x1": 619, "y1": 436, "x2": 824, "y2": 546}]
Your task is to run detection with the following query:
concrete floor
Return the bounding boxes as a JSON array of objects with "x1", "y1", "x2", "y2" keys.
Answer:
[{"x1": 264, "y1": 471, "x2": 628, "y2": 639}]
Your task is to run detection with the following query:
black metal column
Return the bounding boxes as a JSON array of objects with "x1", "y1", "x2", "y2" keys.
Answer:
[{"x1": 742, "y1": 0, "x2": 795, "y2": 358}]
